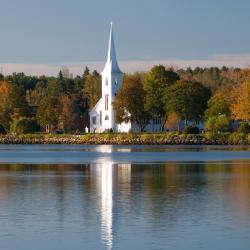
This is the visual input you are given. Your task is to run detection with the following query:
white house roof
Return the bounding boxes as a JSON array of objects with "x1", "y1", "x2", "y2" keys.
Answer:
[{"x1": 101, "y1": 22, "x2": 122, "y2": 75}]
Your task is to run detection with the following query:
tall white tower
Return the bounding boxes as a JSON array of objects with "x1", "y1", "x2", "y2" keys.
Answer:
[
  {"x1": 89, "y1": 22, "x2": 131, "y2": 133},
  {"x1": 100, "y1": 22, "x2": 123, "y2": 131}
]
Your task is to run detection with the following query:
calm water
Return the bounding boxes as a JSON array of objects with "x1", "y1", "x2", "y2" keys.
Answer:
[{"x1": 0, "y1": 145, "x2": 250, "y2": 250}]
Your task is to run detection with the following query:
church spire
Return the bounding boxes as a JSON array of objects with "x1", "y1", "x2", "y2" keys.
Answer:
[{"x1": 102, "y1": 22, "x2": 122, "y2": 74}]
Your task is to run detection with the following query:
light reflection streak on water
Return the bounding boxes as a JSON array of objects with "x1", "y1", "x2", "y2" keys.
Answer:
[{"x1": 93, "y1": 162, "x2": 132, "y2": 250}]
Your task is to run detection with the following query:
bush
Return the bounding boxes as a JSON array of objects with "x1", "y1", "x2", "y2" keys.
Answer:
[
  {"x1": 183, "y1": 126, "x2": 199, "y2": 134},
  {"x1": 228, "y1": 132, "x2": 247, "y2": 144},
  {"x1": 204, "y1": 132, "x2": 230, "y2": 143},
  {"x1": 205, "y1": 115, "x2": 230, "y2": 133},
  {"x1": 237, "y1": 122, "x2": 250, "y2": 134},
  {"x1": 11, "y1": 117, "x2": 39, "y2": 134}
]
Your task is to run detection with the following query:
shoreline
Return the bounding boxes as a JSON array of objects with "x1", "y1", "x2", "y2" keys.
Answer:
[{"x1": 0, "y1": 133, "x2": 249, "y2": 145}]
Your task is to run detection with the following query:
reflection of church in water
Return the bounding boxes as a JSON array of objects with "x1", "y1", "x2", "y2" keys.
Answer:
[{"x1": 90, "y1": 149, "x2": 132, "y2": 250}]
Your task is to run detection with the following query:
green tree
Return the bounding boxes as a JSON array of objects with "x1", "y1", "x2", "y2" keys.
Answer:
[
  {"x1": 83, "y1": 73, "x2": 101, "y2": 110},
  {"x1": 144, "y1": 65, "x2": 180, "y2": 130},
  {"x1": 83, "y1": 66, "x2": 90, "y2": 79},
  {"x1": 59, "y1": 95, "x2": 82, "y2": 132},
  {"x1": 0, "y1": 74, "x2": 4, "y2": 81},
  {"x1": 10, "y1": 117, "x2": 38, "y2": 134},
  {"x1": 204, "y1": 93, "x2": 230, "y2": 120},
  {"x1": 36, "y1": 96, "x2": 60, "y2": 132},
  {"x1": 114, "y1": 74, "x2": 150, "y2": 131},
  {"x1": 237, "y1": 121, "x2": 250, "y2": 134},
  {"x1": 165, "y1": 80, "x2": 211, "y2": 126},
  {"x1": 58, "y1": 70, "x2": 63, "y2": 80}
]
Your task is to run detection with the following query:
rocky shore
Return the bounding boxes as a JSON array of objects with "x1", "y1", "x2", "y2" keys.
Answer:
[{"x1": 0, "y1": 133, "x2": 249, "y2": 145}]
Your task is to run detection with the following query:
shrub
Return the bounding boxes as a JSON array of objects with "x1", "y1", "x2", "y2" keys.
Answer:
[
  {"x1": 205, "y1": 115, "x2": 230, "y2": 133},
  {"x1": 228, "y1": 132, "x2": 247, "y2": 144},
  {"x1": 237, "y1": 122, "x2": 250, "y2": 134},
  {"x1": 10, "y1": 117, "x2": 39, "y2": 134},
  {"x1": 183, "y1": 126, "x2": 199, "y2": 134},
  {"x1": 0, "y1": 124, "x2": 6, "y2": 134},
  {"x1": 204, "y1": 132, "x2": 230, "y2": 143}
]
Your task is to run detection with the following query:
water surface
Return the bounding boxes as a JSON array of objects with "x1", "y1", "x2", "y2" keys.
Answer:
[{"x1": 0, "y1": 145, "x2": 250, "y2": 250}]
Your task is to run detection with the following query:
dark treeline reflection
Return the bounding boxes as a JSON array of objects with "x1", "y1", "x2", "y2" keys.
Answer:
[{"x1": 0, "y1": 163, "x2": 250, "y2": 250}]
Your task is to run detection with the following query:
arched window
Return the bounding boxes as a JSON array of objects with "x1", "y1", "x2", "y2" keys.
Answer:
[
  {"x1": 105, "y1": 78, "x2": 108, "y2": 85},
  {"x1": 105, "y1": 115, "x2": 109, "y2": 121},
  {"x1": 114, "y1": 78, "x2": 118, "y2": 85}
]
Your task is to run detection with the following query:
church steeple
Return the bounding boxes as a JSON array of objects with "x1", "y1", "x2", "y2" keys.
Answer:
[{"x1": 102, "y1": 22, "x2": 122, "y2": 74}]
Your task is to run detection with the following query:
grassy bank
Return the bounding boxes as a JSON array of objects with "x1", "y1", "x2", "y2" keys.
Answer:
[{"x1": 0, "y1": 132, "x2": 250, "y2": 145}]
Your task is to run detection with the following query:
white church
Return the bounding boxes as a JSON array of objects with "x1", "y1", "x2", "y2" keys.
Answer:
[{"x1": 89, "y1": 23, "x2": 161, "y2": 133}]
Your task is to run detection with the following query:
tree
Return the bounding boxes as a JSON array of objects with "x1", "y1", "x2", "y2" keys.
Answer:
[
  {"x1": 0, "y1": 73, "x2": 4, "y2": 81},
  {"x1": 237, "y1": 121, "x2": 250, "y2": 134},
  {"x1": 229, "y1": 81, "x2": 250, "y2": 121},
  {"x1": 204, "y1": 93, "x2": 230, "y2": 120},
  {"x1": 0, "y1": 81, "x2": 30, "y2": 131},
  {"x1": 113, "y1": 74, "x2": 150, "y2": 131},
  {"x1": 5, "y1": 72, "x2": 39, "y2": 90},
  {"x1": 165, "y1": 80, "x2": 211, "y2": 125},
  {"x1": 0, "y1": 81, "x2": 11, "y2": 130},
  {"x1": 83, "y1": 66, "x2": 90, "y2": 79},
  {"x1": 58, "y1": 70, "x2": 63, "y2": 80},
  {"x1": 144, "y1": 65, "x2": 180, "y2": 130},
  {"x1": 36, "y1": 96, "x2": 60, "y2": 132},
  {"x1": 59, "y1": 95, "x2": 82, "y2": 132},
  {"x1": 10, "y1": 117, "x2": 38, "y2": 134},
  {"x1": 83, "y1": 73, "x2": 101, "y2": 110}
]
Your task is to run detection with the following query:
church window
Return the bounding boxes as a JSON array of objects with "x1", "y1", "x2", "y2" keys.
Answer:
[
  {"x1": 92, "y1": 116, "x2": 96, "y2": 125},
  {"x1": 115, "y1": 78, "x2": 118, "y2": 85},
  {"x1": 105, "y1": 78, "x2": 108, "y2": 85},
  {"x1": 105, "y1": 94, "x2": 109, "y2": 110},
  {"x1": 100, "y1": 111, "x2": 102, "y2": 125},
  {"x1": 105, "y1": 115, "x2": 109, "y2": 120}
]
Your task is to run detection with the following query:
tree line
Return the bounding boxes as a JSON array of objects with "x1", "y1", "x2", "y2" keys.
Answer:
[{"x1": 0, "y1": 65, "x2": 249, "y2": 134}]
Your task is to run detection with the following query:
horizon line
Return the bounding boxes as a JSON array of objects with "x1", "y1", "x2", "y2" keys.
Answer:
[{"x1": 0, "y1": 53, "x2": 250, "y2": 76}]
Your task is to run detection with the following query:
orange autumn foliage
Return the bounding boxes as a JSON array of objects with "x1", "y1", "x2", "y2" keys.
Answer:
[
  {"x1": 0, "y1": 81, "x2": 12, "y2": 111},
  {"x1": 165, "y1": 112, "x2": 181, "y2": 131},
  {"x1": 229, "y1": 81, "x2": 250, "y2": 121}
]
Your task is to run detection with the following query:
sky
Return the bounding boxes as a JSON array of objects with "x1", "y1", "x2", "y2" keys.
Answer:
[{"x1": 0, "y1": 0, "x2": 250, "y2": 75}]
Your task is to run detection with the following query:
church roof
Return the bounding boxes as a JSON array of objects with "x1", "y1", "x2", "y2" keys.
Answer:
[{"x1": 101, "y1": 22, "x2": 122, "y2": 74}]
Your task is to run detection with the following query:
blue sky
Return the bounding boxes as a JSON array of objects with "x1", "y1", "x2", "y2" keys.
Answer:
[{"x1": 0, "y1": 0, "x2": 250, "y2": 75}]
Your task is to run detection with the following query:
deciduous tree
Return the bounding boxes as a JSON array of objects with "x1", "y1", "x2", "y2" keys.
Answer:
[
  {"x1": 83, "y1": 73, "x2": 101, "y2": 110},
  {"x1": 36, "y1": 96, "x2": 60, "y2": 132},
  {"x1": 114, "y1": 74, "x2": 150, "y2": 131},
  {"x1": 144, "y1": 65, "x2": 180, "y2": 130},
  {"x1": 0, "y1": 81, "x2": 29, "y2": 131},
  {"x1": 165, "y1": 80, "x2": 211, "y2": 126},
  {"x1": 229, "y1": 81, "x2": 250, "y2": 121},
  {"x1": 204, "y1": 93, "x2": 230, "y2": 120}
]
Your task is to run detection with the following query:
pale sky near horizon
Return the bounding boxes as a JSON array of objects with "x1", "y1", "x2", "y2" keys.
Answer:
[{"x1": 0, "y1": 0, "x2": 250, "y2": 75}]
